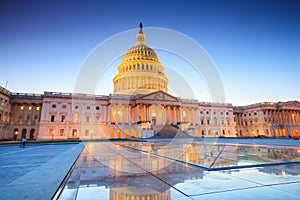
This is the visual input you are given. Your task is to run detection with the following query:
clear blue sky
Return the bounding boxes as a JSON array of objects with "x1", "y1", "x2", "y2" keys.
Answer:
[{"x1": 1, "y1": 0, "x2": 299, "y2": 106}]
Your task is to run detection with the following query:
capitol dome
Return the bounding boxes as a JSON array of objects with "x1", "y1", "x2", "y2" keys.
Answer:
[{"x1": 113, "y1": 23, "x2": 168, "y2": 95}]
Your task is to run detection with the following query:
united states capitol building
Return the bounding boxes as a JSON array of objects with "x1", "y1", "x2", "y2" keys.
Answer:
[{"x1": 1, "y1": 25, "x2": 300, "y2": 141}]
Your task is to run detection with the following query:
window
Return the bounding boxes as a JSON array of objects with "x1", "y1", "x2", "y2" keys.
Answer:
[
  {"x1": 49, "y1": 129, "x2": 54, "y2": 136},
  {"x1": 75, "y1": 105, "x2": 78, "y2": 109},
  {"x1": 207, "y1": 120, "x2": 210, "y2": 125},
  {"x1": 200, "y1": 111, "x2": 203, "y2": 114},
  {"x1": 72, "y1": 129, "x2": 78, "y2": 136},
  {"x1": 36, "y1": 106, "x2": 40, "y2": 111},
  {"x1": 221, "y1": 112, "x2": 223, "y2": 115},
  {"x1": 86, "y1": 116, "x2": 90, "y2": 123},
  {"x1": 201, "y1": 119, "x2": 204, "y2": 125},
  {"x1": 95, "y1": 116, "x2": 99, "y2": 123},
  {"x1": 28, "y1": 106, "x2": 32, "y2": 110},
  {"x1": 254, "y1": 112, "x2": 257, "y2": 115},
  {"x1": 1, "y1": 101, "x2": 4, "y2": 107},
  {"x1": 96, "y1": 106, "x2": 100, "y2": 110},
  {"x1": 52, "y1": 104, "x2": 56, "y2": 108},
  {"x1": 62, "y1": 105, "x2": 67, "y2": 109},
  {"x1": 226, "y1": 112, "x2": 229, "y2": 115},
  {"x1": 85, "y1": 129, "x2": 89, "y2": 136},
  {"x1": 61, "y1": 115, "x2": 65, "y2": 122},
  {"x1": 20, "y1": 106, "x2": 24, "y2": 110},
  {"x1": 249, "y1": 113, "x2": 251, "y2": 116},
  {"x1": 35, "y1": 116, "x2": 39, "y2": 124},
  {"x1": 50, "y1": 115, "x2": 55, "y2": 122},
  {"x1": 60, "y1": 129, "x2": 64, "y2": 136},
  {"x1": 73, "y1": 113, "x2": 78, "y2": 123},
  {"x1": 206, "y1": 111, "x2": 209, "y2": 114},
  {"x1": 87, "y1": 106, "x2": 90, "y2": 110}
]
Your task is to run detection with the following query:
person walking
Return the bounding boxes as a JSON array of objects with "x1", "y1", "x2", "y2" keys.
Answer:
[{"x1": 21, "y1": 137, "x2": 27, "y2": 148}]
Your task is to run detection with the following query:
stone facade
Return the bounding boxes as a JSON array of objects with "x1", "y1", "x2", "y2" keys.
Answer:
[
  {"x1": 1, "y1": 25, "x2": 299, "y2": 140},
  {"x1": 0, "y1": 87, "x2": 42, "y2": 140},
  {"x1": 234, "y1": 101, "x2": 300, "y2": 138}
]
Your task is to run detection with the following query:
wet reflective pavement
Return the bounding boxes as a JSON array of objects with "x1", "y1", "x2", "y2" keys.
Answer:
[
  {"x1": 59, "y1": 141, "x2": 300, "y2": 200},
  {"x1": 0, "y1": 143, "x2": 84, "y2": 200}
]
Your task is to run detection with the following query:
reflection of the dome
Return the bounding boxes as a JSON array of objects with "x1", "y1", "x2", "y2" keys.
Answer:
[{"x1": 59, "y1": 142, "x2": 300, "y2": 200}]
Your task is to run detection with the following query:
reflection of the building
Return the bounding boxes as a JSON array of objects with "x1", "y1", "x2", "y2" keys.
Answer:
[
  {"x1": 66, "y1": 142, "x2": 204, "y2": 200},
  {"x1": 65, "y1": 142, "x2": 300, "y2": 200},
  {"x1": 236, "y1": 146, "x2": 300, "y2": 164}
]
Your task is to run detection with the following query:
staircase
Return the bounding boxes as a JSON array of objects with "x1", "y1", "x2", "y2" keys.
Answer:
[{"x1": 150, "y1": 125, "x2": 191, "y2": 139}]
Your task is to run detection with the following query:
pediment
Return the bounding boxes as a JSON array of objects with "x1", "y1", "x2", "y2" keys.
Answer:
[{"x1": 135, "y1": 91, "x2": 178, "y2": 102}]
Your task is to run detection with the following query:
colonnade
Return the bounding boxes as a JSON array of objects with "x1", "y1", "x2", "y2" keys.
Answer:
[
  {"x1": 109, "y1": 103, "x2": 199, "y2": 125},
  {"x1": 264, "y1": 109, "x2": 300, "y2": 125}
]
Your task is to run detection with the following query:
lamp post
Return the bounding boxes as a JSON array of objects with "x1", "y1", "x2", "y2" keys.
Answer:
[{"x1": 14, "y1": 131, "x2": 18, "y2": 141}]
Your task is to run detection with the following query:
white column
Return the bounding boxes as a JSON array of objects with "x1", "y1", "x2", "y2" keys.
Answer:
[
  {"x1": 167, "y1": 105, "x2": 170, "y2": 124},
  {"x1": 180, "y1": 107, "x2": 183, "y2": 122},
  {"x1": 128, "y1": 105, "x2": 131, "y2": 125},
  {"x1": 174, "y1": 106, "x2": 177, "y2": 124},
  {"x1": 135, "y1": 104, "x2": 139, "y2": 122},
  {"x1": 122, "y1": 104, "x2": 125, "y2": 125},
  {"x1": 143, "y1": 104, "x2": 146, "y2": 121},
  {"x1": 108, "y1": 104, "x2": 111, "y2": 123},
  {"x1": 155, "y1": 104, "x2": 158, "y2": 125},
  {"x1": 149, "y1": 105, "x2": 152, "y2": 123},
  {"x1": 162, "y1": 105, "x2": 165, "y2": 125},
  {"x1": 115, "y1": 103, "x2": 118, "y2": 124}
]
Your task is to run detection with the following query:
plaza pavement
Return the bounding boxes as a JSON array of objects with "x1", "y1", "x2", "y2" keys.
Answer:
[
  {"x1": 0, "y1": 142, "x2": 84, "y2": 200},
  {"x1": 0, "y1": 138, "x2": 299, "y2": 200}
]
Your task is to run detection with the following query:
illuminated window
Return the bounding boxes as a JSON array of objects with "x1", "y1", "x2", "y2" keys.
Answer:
[
  {"x1": 36, "y1": 106, "x2": 40, "y2": 111},
  {"x1": 20, "y1": 106, "x2": 24, "y2": 110},
  {"x1": 72, "y1": 129, "x2": 78, "y2": 136},
  {"x1": 49, "y1": 129, "x2": 54, "y2": 136},
  {"x1": 28, "y1": 106, "x2": 32, "y2": 110},
  {"x1": 60, "y1": 129, "x2": 64, "y2": 136},
  {"x1": 35, "y1": 116, "x2": 39, "y2": 123},
  {"x1": 1, "y1": 101, "x2": 4, "y2": 107},
  {"x1": 73, "y1": 113, "x2": 78, "y2": 123}
]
